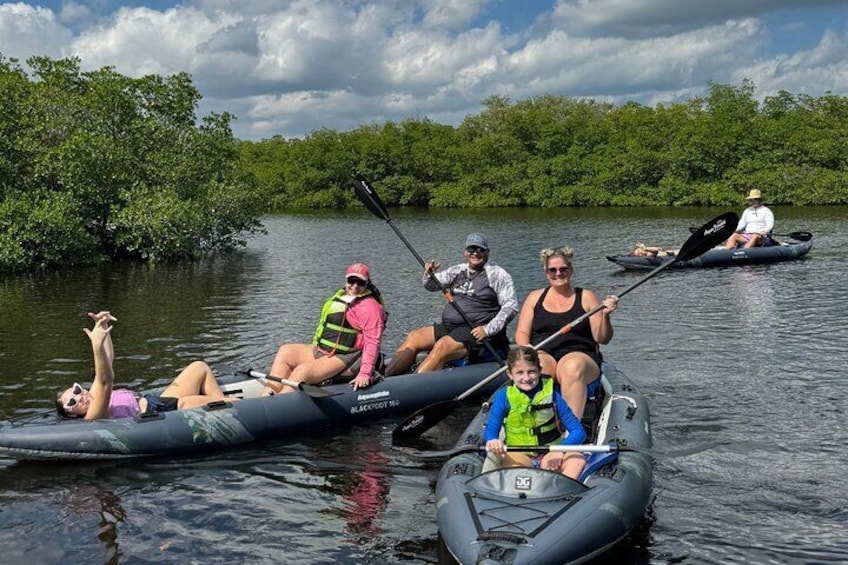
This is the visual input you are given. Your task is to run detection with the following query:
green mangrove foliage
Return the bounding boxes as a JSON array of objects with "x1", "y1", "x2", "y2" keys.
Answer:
[
  {"x1": 0, "y1": 55, "x2": 262, "y2": 273},
  {"x1": 240, "y1": 82, "x2": 848, "y2": 209}
]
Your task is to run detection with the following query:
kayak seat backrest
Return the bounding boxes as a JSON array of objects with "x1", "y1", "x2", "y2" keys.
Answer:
[
  {"x1": 579, "y1": 451, "x2": 618, "y2": 483},
  {"x1": 221, "y1": 378, "x2": 265, "y2": 399},
  {"x1": 581, "y1": 379, "x2": 604, "y2": 441},
  {"x1": 447, "y1": 346, "x2": 508, "y2": 368}
]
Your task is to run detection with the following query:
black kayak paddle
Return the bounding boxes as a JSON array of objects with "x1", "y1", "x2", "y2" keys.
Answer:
[
  {"x1": 396, "y1": 440, "x2": 728, "y2": 460},
  {"x1": 390, "y1": 211, "x2": 739, "y2": 443},
  {"x1": 351, "y1": 176, "x2": 506, "y2": 365},
  {"x1": 688, "y1": 226, "x2": 812, "y2": 242}
]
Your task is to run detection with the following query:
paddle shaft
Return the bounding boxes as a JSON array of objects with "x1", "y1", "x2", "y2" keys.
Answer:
[
  {"x1": 400, "y1": 442, "x2": 653, "y2": 460},
  {"x1": 246, "y1": 370, "x2": 335, "y2": 398},
  {"x1": 507, "y1": 444, "x2": 626, "y2": 453}
]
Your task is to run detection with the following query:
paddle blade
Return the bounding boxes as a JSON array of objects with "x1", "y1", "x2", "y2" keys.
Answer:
[
  {"x1": 392, "y1": 399, "x2": 458, "y2": 442},
  {"x1": 787, "y1": 231, "x2": 813, "y2": 242},
  {"x1": 351, "y1": 177, "x2": 391, "y2": 221},
  {"x1": 677, "y1": 212, "x2": 738, "y2": 261}
]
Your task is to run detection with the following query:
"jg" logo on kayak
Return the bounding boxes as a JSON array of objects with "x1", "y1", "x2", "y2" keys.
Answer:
[{"x1": 515, "y1": 476, "x2": 532, "y2": 490}]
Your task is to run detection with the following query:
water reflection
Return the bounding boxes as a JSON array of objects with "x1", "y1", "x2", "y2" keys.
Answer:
[
  {"x1": 327, "y1": 447, "x2": 390, "y2": 541},
  {"x1": 0, "y1": 462, "x2": 128, "y2": 563},
  {"x1": 725, "y1": 266, "x2": 777, "y2": 354},
  {"x1": 60, "y1": 485, "x2": 126, "y2": 564}
]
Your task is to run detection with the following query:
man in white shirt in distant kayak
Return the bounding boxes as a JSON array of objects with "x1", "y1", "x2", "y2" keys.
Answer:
[{"x1": 724, "y1": 188, "x2": 775, "y2": 249}]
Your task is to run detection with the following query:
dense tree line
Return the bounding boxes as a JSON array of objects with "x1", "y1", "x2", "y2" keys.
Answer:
[
  {"x1": 240, "y1": 81, "x2": 848, "y2": 209},
  {"x1": 2, "y1": 52, "x2": 846, "y2": 273},
  {"x1": 0, "y1": 55, "x2": 262, "y2": 272}
]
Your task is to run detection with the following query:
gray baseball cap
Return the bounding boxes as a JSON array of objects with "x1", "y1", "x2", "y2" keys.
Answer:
[{"x1": 465, "y1": 233, "x2": 489, "y2": 250}]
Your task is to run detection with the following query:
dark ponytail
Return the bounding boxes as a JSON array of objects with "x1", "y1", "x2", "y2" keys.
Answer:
[{"x1": 366, "y1": 281, "x2": 385, "y2": 307}]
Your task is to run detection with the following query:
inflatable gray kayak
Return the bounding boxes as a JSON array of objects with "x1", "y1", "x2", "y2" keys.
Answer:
[
  {"x1": 435, "y1": 363, "x2": 652, "y2": 565},
  {"x1": 607, "y1": 238, "x2": 812, "y2": 270},
  {"x1": 0, "y1": 363, "x2": 506, "y2": 461}
]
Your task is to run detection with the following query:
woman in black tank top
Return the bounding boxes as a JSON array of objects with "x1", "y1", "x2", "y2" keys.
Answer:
[{"x1": 514, "y1": 247, "x2": 619, "y2": 419}]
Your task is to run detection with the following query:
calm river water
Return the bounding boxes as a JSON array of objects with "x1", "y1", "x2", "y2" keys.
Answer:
[{"x1": 1, "y1": 206, "x2": 846, "y2": 564}]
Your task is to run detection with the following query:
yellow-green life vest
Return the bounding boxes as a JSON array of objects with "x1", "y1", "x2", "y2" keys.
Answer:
[
  {"x1": 504, "y1": 376, "x2": 562, "y2": 446},
  {"x1": 312, "y1": 288, "x2": 373, "y2": 354}
]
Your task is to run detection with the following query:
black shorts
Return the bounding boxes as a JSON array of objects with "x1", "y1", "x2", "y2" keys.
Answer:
[
  {"x1": 142, "y1": 394, "x2": 179, "y2": 414},
  {"x1": 313, "y1": 345, "x2": 363, "y2": 374},
  {"x1": 434, "y1": 323, "x2": 510, "y2": 358}
]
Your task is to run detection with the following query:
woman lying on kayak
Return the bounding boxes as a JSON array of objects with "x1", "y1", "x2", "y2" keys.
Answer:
[
  {"x1": 263, "y1": 263, "x2": 387, "y2": 395},
  {"x1": 484, "y1": 346, "x2": 586, "y2": 479},
  {"x1": 630, "y1": 242, "x2": 675, "y2": 257},
  {"x1": 56, "y1": 311, "x2": 233, "y2": 420}
]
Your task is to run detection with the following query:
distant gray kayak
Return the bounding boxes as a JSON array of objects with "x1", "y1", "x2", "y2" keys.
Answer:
[
  {"x1": 0, "y1": 363, "x2": 506, "y2": 461},
  {"x1": 435, "y1": 363, "x2": 652, "y2": 565},
  {"x1": 608, "y1": 238, "x2": 812, "y2": 270}
]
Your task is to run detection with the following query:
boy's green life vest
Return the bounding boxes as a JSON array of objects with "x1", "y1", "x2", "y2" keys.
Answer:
[
  {"x1": 504, "y1": 376, "x2": 562, "y2": 445},
  {"x1": 312, "y1": 288, "x2": 375, "y2": 354}
]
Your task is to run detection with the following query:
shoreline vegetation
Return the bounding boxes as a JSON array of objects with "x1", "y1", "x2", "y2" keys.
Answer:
[{"x1": 2, "y1": 54, "x2": 847, "y2": 272}]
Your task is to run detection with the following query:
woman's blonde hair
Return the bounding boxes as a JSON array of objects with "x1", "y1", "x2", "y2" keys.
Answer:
[{"x1": 539, "y1": 246, "x2": 574, "y2": 267}]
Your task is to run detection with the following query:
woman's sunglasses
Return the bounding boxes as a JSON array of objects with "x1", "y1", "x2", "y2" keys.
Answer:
[
  {"x1": 546, "y1": 266, "x2": 572, "y2": 276},
  {"x1": 63, "y1": 382, "x2": 86, "y2": 411},
  {"x1": 346, "y1": 277, "x2": 367, "y2": 286}
]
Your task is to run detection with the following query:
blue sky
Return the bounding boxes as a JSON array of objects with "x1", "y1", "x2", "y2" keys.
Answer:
[{"x1": 2, "y1": 0, "x2": 847, "y2": 140}]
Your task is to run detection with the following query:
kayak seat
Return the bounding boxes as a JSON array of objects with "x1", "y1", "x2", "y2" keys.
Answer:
[
  {"x1": 578, "y1": 451, "x2": 618, "y2": 483},
  {"x1": 581, "y1": 381, "x2": 605, "y2": 441},
  {"x1": 447, "y1": 346, "x2": 509, "y2": 368}
]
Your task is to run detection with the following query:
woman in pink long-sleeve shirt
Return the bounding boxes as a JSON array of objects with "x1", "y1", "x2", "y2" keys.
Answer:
[{"x1": 264, "y1": 263, "x2": 387, "y2": 395}]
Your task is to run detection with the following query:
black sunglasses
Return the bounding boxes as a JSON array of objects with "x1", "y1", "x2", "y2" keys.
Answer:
[
  {"x1": 346, "y1": 277, "x2": 367, "y2": 286},
  {"x1": 546, "y1": 266, "x2": 572, "y2": 276},
  {"x1": 465, "y1": 246, "x2": 487, "y2": 255}
]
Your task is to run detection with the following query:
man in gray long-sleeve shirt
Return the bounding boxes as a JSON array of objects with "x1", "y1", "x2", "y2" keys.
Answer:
[{"x1": 384, "y1": 233, "x2": 518, "y2": 375}]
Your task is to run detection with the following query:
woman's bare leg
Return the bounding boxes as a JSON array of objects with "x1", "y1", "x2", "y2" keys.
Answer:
[
  {"x1": 537, "y1": 351, "x2": 558, "y2": 378},
  {"x1": 269, "y1": 343, "x2": 315, "y2": 380},
  {"x1": 555, "y1": 352, "x2": 600, "y2": 419},
  {"x1": 161, "y1": 361, "x2": 224, "y2": 399},
  {"x1": 281, "y1": 354, "x2": 347, "y2": 393}
]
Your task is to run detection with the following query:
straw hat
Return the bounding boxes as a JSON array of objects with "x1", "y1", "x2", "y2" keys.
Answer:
[{"x1": 746, "y1": 189, "x2": 762, "y2": 200}]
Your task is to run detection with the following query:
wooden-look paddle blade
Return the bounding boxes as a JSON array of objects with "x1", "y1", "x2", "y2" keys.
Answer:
[
  {"x1": 351, "y1": 177, "x2": 391, "y2": 221},
  {"x1": 677, "y1": 212, "x2": 738, "y2": 261},
  {"x1": 391, "y1": 399, "x2": 458, "y2": 442}
]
